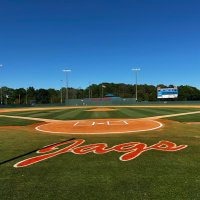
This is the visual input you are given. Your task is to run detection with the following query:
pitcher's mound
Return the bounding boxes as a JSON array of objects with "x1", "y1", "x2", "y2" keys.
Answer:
[{"x1": 35, "y1": 119, "x2": 163, "y2": 134}]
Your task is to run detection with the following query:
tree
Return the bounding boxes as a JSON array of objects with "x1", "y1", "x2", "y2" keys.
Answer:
[
  {"x1": 1, "y1": 83, "x2": 200, "y2": 105},
  {"x1": 36, "y1": 89, "x2": 50, "y2": 104},
  {"x1": 27, "y1": 87, "x2": 36, "y2": 103},
  {"x1": 14, "y1": 88, "x2": 26, "y2": 104},
  {"x1": 48, "y1": 88, "x2": 59, "y2": 103}
]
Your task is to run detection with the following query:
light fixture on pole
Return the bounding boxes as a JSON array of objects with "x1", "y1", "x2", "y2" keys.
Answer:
[
  {"x1": 62, "y1": 69, "x2": 71, "y2": 105},
  {"x1": 0, "y1": 64, "x2": 3, "y2": 105},
  {"x1": 132, "y1": 68, "x2": 141, "y2": 101}
]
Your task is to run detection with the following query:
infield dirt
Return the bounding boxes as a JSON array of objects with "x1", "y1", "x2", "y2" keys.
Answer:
[{"x1": 35, "y1": 118, "x2": 163, "y2": 134}]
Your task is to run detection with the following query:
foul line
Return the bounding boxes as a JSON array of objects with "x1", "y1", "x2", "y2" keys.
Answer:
[
  {"x1": 146, "y1": 110, "x2": 200, "y2": 120},
  {"x1": 0, "y1": 114, "x2": 62, "y2": 122}
]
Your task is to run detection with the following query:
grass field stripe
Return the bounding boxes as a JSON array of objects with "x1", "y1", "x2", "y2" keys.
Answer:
[
  {"x1": 0, "y1": 138, "x2": 75, "y2": 166},
  {"x1": 1, "y1": 105, "x2": 199, "y2": 199},
  {"x1": 1, "y1": 105, "x2": 200, "y2": 114},
  {"x1": 1, "y1": 110, "x2": 200, "y2": 123}
]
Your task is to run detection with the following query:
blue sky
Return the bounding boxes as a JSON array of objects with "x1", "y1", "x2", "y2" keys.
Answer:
[{"x1": 0, "y1": 0, "x2": 200, "y2": 89}]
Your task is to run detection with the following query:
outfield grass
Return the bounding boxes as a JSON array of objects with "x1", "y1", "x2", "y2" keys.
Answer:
[
  {"x1": 1, "y1": 107, "x2": 199, "y2": 127},
  {"x1": 0, "y1": 107, "x2": 200, "y2": 200},
  {"x1": 1, "y1": 107, "x2": 200, "y2": 120}
]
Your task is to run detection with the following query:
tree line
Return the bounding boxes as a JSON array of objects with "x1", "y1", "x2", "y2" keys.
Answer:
[{"x1": 0, "y1": 83, "x2": 200, "y2": 105}]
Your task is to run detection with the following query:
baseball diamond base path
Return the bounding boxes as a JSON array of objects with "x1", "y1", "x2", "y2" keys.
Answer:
[{"x1": 35, "y1": 119, "x2": 163, "y2": 134}]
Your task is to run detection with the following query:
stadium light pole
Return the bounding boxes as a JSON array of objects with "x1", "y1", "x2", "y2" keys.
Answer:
[
  {"x1": 132, "y1": 68, "x2": 141, "y2": 101},
  {"x1": 25, "y1": 88, "x2": 28, "y2": 105},
  {"x1": 60, "y1": 79, "x2": 63, "y2": 104},
  {"x1": 101, "y1": 84, "x2": 106, "y2": 100},
  {"x1": 88, "y1": 82, "x2": 91, "y2": 99},
  {"x1": 101, "y1": 84, "x2": 103, "y2": 100},
  {"x1": 62, "y1": 69, "x2": 71, "y2": 105},
  {"x1": 0, "y1": 64, "x2": 3, "y2": 105}
]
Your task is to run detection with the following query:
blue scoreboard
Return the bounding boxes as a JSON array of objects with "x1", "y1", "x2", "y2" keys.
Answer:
[{"x1": 157, "y1": 87, "x2": 178, "y2": 99}]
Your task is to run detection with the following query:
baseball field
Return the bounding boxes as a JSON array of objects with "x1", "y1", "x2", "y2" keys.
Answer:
[{"x1": 0, "y1": 105, "x2": 200, "y2": 200}]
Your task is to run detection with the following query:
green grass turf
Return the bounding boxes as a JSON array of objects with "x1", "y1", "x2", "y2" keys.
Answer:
[
  {"x1": 165, "y1": 113, "x2": 200, "y2": 122},
  {"x1": 0, "y1": 120, "x2": 199, "y2": 200},
  {"x1": 0, "y1": 107, "x2": 200, "y2": 199},
  {"x1": 0, "y1": 117, "x2": 40, "y2": 126},
  {"x1": 1, "y1": 107, "x2": 200, "y2": 120}
]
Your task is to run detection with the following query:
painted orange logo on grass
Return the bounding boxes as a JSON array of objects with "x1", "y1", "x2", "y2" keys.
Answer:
[{"x1": 14, "y1": 139, "x2": 187, "y2": 168}]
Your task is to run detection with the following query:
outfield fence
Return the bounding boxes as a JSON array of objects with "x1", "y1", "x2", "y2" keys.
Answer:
[
  {"x1": 66, "y1": 99, "x2": 200, "y2": 106},
  {"x1": 66, "y1": 98, "x2": 137, "y2": 106},
  {"x1": 1, "y1": 98, "x2": 200, "y2": 108}
]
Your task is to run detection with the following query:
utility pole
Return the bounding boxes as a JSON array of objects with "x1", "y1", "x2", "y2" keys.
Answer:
[
  {"x1": 101, "y1": 84, "x2": 106, "y2": 100},
  {"x1": 88, "y1": 82, "x2": 91, "y2": 99},
  {"x1": 19, "y1": 94, "x2": 21, "y2": 104},
  {"x1": 60, "y1": 80, "x2": 63, "y2": 104},
  {"x1": 26, "y1": 88, "x2": 28, "y2": 104},
  {"x1": 132, "y1": 68, "x2": 141, "y2": 101},
  {"x1": 62, "y1": 69, "x2": 71, "y2": 105},
  {"x1": 0, "y1": 64, "x2": 3, "y2": 105}
]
